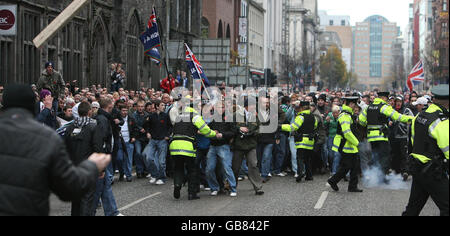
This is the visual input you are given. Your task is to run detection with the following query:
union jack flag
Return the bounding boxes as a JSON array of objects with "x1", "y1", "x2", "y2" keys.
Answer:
[
  {"x1": 140, "y1": 7, "x2": 161, "y2": 66},
  {"x1": 185, "y1": 43, "x2": 210, "y2": 87},
  {"x1": 407, "y1": 60, "x2": 425, "y2": 92}
]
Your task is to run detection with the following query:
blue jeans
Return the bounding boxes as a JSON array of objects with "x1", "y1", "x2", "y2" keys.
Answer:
[
  {"x1": 91, "y1": 163, "x2": 119, "y2": 216},
  {"x1": 273, "y1": 133, "x2": 287, "y2": 174},
  {"x1": 331, "y1": 150, "x2": 342, "y2": 175},
  {"x1": 205, "y1": 145, "x2": 237, "y2": 192},
  {"x1": 289, "y1": 136, "x2": 298, "y2": 174},
  {"x1": 260, "y1": 144, "x2": 274, "y2": 178},
  {"x1": 117, "y1": 142, "x2": 134, "y2": 179},
  {"x1": 134, "y1": 140, "x2": 146, "y2": 174},
  {"x1": 144, "y1": 139, "x2": 168, "y2": 181},
  {"x1": 322, "y1": 138, "x2": 329, "y2": 168}
]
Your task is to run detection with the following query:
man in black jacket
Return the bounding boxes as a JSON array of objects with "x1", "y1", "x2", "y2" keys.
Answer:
[
  {"x1": 0, "y1": 84, "x2": 110, "y2": 216},
  {"x1": 91, "y1": 98, "x2": 123, "y2": 216},
  {"x1": 143, "y1": 100, "x2": 172, "y2": 185},
  {"x1": 205, "y1": 102, "x2": 237, "y2": 196},
  {"x1": 132, "y1": 100, "x2": 149, "y2": 178},
  {"x1": 64, "y1": 101, "x2": 99, "y2": 216}
]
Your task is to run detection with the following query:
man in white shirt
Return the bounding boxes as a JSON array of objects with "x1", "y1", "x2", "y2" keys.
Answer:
[{"x1": 117, "y1": 104, "x2": 137, "y2": 182}]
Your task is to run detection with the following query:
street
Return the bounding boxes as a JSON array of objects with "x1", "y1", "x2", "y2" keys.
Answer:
[{"x1": 49, "y1": 173, "x2": 439, "y2": 216}]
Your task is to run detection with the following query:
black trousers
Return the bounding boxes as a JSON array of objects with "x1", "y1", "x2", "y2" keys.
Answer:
[
  {"x1": 297, "y1": 149, "x2": 313, "y2": 179},
  {"x1": 71, "y1": 183, "x2": 96, "y2": 216},
  {"x1": 173, "y1": 155, "x2": 199, "y2": 195},
  {"x1": 390, "y1": 139, "x2": 408, "y2": 174},
  {"x1": 370, "y1": 141, "x2": 391, "y2": 175},
  {"x1": 329, "y1": 153, "x2": 360, "y2": 190},
  {"x1": 195, "y1": 149, "x2": 209, "y2": 187},
  {"x1": 403, "y1": 171, "x2": 449, "y2": 216}
]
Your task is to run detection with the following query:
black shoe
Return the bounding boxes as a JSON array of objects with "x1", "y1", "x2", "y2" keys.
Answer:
[
  {"x1": 327, "y1": 180, "x2": 339, "y2": 192},
  {"x1": 343, "y1": 176, "x2": 349, "y2": 182},
  {"x1": 119, "y1": 175, "x2": 124, "y2": 182},
  {"x1": 305, "y1": 176, "x2": 314, "y2": 181},
  {"x1": 174, "y1": 187, "x2": 181, "y2": 199},
  {"x1": 126, "y1": 178, "x2": 132, "y2": 182},
  {"x1": 296, "y1": 176, "x2": 303, "y2": 183},
  {"x1": 255, "y1": 189, "x2": 265, "y2": 196},
  {"x1": 262, "y1": 177, "x2": 270, "y2": 183},
  {"x1": 188, "y1": 194, "x2": 200, "y2": 200},
  {"x1": 348, "y1": 188, "x2": 363, "y2": 193},
  {"x1": 402, "y1": 173, "x2": 409, "y2": 182},
  {"x1": 136, "y1": 173, "x2": 143, "y2": 179}
]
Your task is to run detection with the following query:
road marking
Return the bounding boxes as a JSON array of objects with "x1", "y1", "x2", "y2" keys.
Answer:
[
  {"x1": 314, "y1": 191, "x2": 329, "y2": 209},
  {"x1": 119, "y1": 192, "x2": 162, "y2": 211}
]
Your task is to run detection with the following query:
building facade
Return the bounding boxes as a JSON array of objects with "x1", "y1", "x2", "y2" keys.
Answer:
[
  {"x1": 248, "y1": 0, "x2": 265, "y2": 72},
  {"x1": 254, "y1": 0, "x2": 283, "y2": 77},
  {"x1": 319, "y1": 10, "x2": 352, "y2": 72},
  {"x1": 431, "y1": 0, "x2": 449, "y2": 84},
  {"x1": 353, "y1": 15, "x2": 398, "y2": 90},
  {"x1": 0, "y1": 0, "x2": 202, "y2": 89}
]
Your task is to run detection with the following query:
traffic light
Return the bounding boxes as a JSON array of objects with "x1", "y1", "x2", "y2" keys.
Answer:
[{"x1": 270, "y1": 73, "x2": 277, "y2": 87}]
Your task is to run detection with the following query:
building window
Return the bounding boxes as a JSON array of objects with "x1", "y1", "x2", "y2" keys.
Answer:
[
  {"x1": 444, "y1": 0, "x2": 448, "y2": 12},
  {"x1": 442, "y1": 22, "x2": 448, "y2": 38},
  {"x1": 201, "y1": 17, "x2": 210, "y2": 39},
  {"x1": 329, "y1": 20, "x2": 334, "y2": 26},
  {"x1": 61, "y1": 22, "x2": 83, "y2": 86},
  {"x1": 23, "y1": 11, "x2": 40, "y2": 85},
  {"x1": 0, "y1": 37, "x2": 14, "y2": 85},
  {"x1": 341, "y1": 20, "x2": 346, "y2": 26},
  {"x1": 126, "y1": 13, "x2": 142, "y2": 90}
]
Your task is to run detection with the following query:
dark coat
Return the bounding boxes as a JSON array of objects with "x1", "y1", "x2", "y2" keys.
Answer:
[
  {"x1": 233, "y1": 109, "x2": 260, "y2": 151},
  {"x1": 64, "y1": 118, "x2": 100, "y2": 165},
  {"x1": 94, "y1": 109, "x2": 114, "y2": 154},
  {"x1": 208, "y1": 114, "x2": 235, "y2": 146},
  {"x1": 0, "y1": 108, "x2": 98, "y2": 216},
  {"x1": 133, "y1": 111, "x2": 149, "y2": 142}
]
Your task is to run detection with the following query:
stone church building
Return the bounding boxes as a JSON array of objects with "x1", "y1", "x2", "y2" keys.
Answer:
[{"x1": 0, "y1": 0, "x2": 202, "y2": 90}]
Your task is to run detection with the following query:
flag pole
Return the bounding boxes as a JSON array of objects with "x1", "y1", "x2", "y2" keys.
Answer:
[
  {"x1": 185, "y1": 43, "x2": 211, "y2": 100},
  {"x1": 153, "y1": 6, "x2": 170, "y2": 76}
]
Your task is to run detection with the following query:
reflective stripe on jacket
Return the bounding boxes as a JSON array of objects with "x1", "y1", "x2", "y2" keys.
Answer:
[
  {"x1": 359, "y1": 98, "x2": 413, "y2": 142},
  {"x1": 282, "y1": 110, "x2": 318, "y2": 150},
  {"x1": 411, "y1": 104, "x2": 449, "y2": 163},
  {"x1": 169, "y1": 107, "x2": 216, "y2": 158},
  {"x1": 332, "y1": 105, "x2": 359, "y2": 154}
]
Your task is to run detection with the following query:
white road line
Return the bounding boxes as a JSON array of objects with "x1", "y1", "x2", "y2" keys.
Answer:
[
  {"x1": 314, "y1": 191, "x2": 329, "y2": 209},
  {"x1": 119, "y1": 192, "x2": 162, "y2": 211}
]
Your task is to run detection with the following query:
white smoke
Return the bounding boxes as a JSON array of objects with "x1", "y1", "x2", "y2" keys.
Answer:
[{"x1": 362, "y1": 165, "x2": 411, "y2": 190}]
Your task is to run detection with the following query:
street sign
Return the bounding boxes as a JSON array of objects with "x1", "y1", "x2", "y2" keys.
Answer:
[
  {"x1": 0, "y1": 5, "x2": 17, "y2": 35},
  {"x1": 33, "y1": 0, "x2": 89, "y2": 48}
]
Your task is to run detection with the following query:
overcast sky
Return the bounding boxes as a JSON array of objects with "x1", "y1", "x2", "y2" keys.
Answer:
[{"x1": 318, "y1": 0, "x2": 412, "y2": 36}]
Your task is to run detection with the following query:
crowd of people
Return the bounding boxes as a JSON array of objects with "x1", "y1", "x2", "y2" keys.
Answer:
[{"x1": 0, "y1": 61, "x2": 447, "y2": 216}]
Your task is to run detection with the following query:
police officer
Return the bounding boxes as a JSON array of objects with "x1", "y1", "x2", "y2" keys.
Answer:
[
  {"x1": 169, "y1": 96, "x2": 218, "y2": 200},
  {"x1": 282, "y1": 101, "x2": 318, "y2": 182},
  {"x1": 359, "y1": 91, "x2": 414, "y2": 179},
  {"x1": 403, "y1": 85, "x2": 449, "y2": 216},
  {"x1": 327, "y1": 97, "x2": 363, "y2": 192}
]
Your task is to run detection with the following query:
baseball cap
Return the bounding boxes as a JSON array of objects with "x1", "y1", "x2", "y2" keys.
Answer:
[
  {"x1": 412, "y1": 97, "x2": 428, "y2": 106},
  {"x1": 92, "y1": 102, "x2": 100, "y2": 109}
]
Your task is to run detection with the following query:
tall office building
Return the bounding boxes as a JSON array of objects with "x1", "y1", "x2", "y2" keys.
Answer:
[{"x1": 353, "y1": 15, "x2": 399, "y2": 90}]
